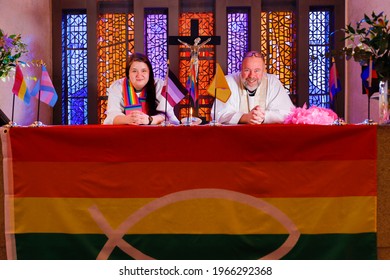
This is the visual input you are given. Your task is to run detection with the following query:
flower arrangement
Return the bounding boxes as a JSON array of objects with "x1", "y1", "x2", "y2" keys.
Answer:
[
  {"x1": 284, "y1": 104, "x2": 339, "y2": 125},
  {"x1": 330, "y1": 11, "x2": 390, "y2": 81},
  {"x1": 0, "y1": 28, "x2": 28, "y2": 80}
]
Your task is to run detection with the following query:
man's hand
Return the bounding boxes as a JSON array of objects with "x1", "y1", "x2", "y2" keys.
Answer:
[{"x1": 239, "y1": 105, "x2": 265, "y2": 124}]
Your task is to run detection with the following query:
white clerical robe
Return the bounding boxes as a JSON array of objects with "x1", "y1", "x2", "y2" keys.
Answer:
[
  {"x1": 103, "y1": 78, "x2": 180, "y2": 125},
  {"x1": 212, "y1": 72, "x2": 295, "y2": 124}
]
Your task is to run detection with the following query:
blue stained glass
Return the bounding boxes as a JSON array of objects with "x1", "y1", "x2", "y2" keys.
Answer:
[
  {"x1": 309, "y1": 10, "x2": 331, "y2": 108},
  {"x1": 62, "y1": 13, "x2": 88, "y2": 125}
]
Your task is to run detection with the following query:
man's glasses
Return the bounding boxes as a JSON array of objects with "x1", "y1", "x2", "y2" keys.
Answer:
[{"x1": 244, "y1": 51, "x2": 263, "y2": 58}]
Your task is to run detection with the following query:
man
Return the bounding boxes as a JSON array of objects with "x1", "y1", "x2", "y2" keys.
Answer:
[{"x1": 212, "y1": 51, "x2": 295, "y2": 124}]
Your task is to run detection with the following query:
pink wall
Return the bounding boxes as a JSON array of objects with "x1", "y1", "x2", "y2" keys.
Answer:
[
  {"x1": 346, "y1": 0, "x2": 390, "y2": 123},
  {"x1": 0, "y1": 0, "x2": 52, "y2": 126}
]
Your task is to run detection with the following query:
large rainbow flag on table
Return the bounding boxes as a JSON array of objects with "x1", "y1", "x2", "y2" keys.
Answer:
[{"x1": 1, "y1": 125, "x2": 377, "y2": 260}]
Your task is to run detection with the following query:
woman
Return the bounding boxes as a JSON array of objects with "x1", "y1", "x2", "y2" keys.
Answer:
[{"x1": 103, "y1": 53, "x2": 179, "y2": 125}]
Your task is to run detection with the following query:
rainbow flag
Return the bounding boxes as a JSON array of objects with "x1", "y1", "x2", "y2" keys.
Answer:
[
  {"x1": 186, "y1": 64, "x2": 198, "y2": 103},
  {"x1": 11, "y1": 64, "x2": 31, "y2": 104},
  {"x1": 329, "y1": 60, "x2": 341, "y2": 102},
  {"x1": 361, "y1": 65, "x2": 379, "y2": 96},
  {"x1": 1, "y1": 125, "x2": 377, "y2": 260}
]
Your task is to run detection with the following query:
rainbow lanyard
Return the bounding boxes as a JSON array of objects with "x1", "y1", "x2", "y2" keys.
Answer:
[{"x1": 122, "y1": 78, "x2": 147, "y2": 115}]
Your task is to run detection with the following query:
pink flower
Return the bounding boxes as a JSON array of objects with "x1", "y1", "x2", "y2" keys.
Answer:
[{"x1": 284, "y1": 104, "x2": 339, "y2": 125}]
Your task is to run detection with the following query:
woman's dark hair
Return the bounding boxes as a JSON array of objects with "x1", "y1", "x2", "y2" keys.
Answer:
[{"x1": 125, "y1": 53, "x2": 158, "y2": 116}]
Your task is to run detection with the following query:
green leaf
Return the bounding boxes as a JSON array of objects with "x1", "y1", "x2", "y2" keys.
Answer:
[
  {"x1": 347, "y1": 24, "x2": 356, "y2": 34},
  {"x1": 364, "y1": 14, "x2": 373, "y2": 25}
]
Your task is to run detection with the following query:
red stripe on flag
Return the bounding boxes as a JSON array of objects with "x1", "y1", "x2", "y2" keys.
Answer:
[{"x1": 8, "y1": 125, "x2": 377, "y2": 163}]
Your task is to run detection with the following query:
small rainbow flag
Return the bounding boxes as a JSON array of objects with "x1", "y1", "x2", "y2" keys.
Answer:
[
  {"x1": 186, "y1": 63, "x2": 198, "y2": 103},
  {"x1": 329, "y1": 60, "x2": 341, "y2": 102}
]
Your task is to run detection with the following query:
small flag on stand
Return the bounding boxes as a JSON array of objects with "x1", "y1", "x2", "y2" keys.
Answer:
[
  {"x1": 162, "y1": 69, "x2": 187, "y2": 107},
  {"x1": 329, "y1": 58, "x2": 342, "y2": 102},
  {"x1": 30, "y1": 65, "x2": 58, "y2": 107},
  {"x1": 12, "y1": 64, "x2": 31, "y2": 104},
  {"x1": 186, "y1": 63, "x2": 198, "y2": 103},
  {"x1": 206, "y1": 63, "x2": 231, "y2": 102},
  {"x1": 361, "y1": 63, "x2": 379, "y2": 96}
]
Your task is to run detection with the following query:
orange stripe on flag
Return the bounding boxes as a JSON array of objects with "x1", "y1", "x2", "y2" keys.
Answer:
[{"x1": 12, "y1": 160, "x2": 376, "y2": 198}]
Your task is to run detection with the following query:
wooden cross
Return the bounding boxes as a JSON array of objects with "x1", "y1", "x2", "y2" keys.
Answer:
[
  {"x1": 168, "y1": 19, "x2": 221, "y2": 47},
  {"x1": 168, "y1": 19, "x2": 220, "y2": 122}
]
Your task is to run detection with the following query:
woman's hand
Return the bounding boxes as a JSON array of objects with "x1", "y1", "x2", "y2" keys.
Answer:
[
  {"x1": 123, "y1": 111, "x2": 150, "y2": 125},
  {"x1": 113, "y1": 111, "x2": 150, "y2": 125}
]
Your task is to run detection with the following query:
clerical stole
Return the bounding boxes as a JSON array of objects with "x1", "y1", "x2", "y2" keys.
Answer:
[
  {"x1": 122, "y1": 78, "x2": 147, "y2": 114},
  {"x1": 239, "y1": 74, "x2": 268, "y2": 112}
]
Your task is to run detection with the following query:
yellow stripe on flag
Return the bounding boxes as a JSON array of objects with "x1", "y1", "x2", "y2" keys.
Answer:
[{"x1": 13, "y1": 196, "x2": 375, "y2": 234}]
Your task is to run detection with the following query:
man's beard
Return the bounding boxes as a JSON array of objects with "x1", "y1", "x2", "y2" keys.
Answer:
[{"x1": 242, "y1": 78, "x2": 261, "y2": 91}]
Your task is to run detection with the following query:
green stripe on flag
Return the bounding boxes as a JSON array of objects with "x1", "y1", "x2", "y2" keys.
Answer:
[{"x1": 14, "y1": 233, "x2": 376, "y2": 260}]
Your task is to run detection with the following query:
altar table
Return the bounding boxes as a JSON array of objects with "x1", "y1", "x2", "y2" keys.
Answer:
[{"x1": 0, "y1": 124, "x2": 386, "y2": 260}]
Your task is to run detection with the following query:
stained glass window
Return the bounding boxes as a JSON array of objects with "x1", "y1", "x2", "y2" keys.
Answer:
[
  {"x1": 97, "y1": 13, "x2": 135, "y2": 124},
  {"x1": 145, "y1": 9, "x2": 168, "y2": 80},
  {"x1": 58, "y1": 1, "x2": 341, "y2": 125},
  {"x1": 227, "y1": 8, "x2": 250, "y2": 74},
  {"x1": 178, "y1": 12, "x2": 216, "y2": 122},
  {"x1": 309, "y1": 9, "x2": 331, "y2": 108},
  {"x1": 62, "y1": 13, "x2": 88, "y2": 125},
  {"x1": 261, "y1": 11, "x2": 297, "y2": 97}
]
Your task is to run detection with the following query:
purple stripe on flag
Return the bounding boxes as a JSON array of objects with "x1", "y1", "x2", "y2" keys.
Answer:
[{"x1": 162, "y1": 70, "x2": 186, "y2": 107}]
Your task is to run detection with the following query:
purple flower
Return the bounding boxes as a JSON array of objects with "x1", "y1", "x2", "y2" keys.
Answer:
[{"x1": 2, "y1": 35, "x2": 14, "y2": 52}]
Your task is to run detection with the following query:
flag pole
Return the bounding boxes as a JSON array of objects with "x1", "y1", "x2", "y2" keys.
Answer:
[
  {"x1": 209, "y1": 87, "x2": 219, "y2": 126},
  {"x1": 332, "y1": 94, "x2": 345, "y2": 125},
  {"x1": 184, "y1": 66, "x2": 192, "y2": 126},
  {"x1": 367, "y1": 90, "x2": 371, "y2": 120},
  {"x1": 30, "y1": 62, "x2": 45, "y2": 127},
  {"x1": 361, "y1": 57, "x2": 376, "y2": 125},
  {"x1": 209, "y1": 63, "x2": 221, "y2": 126},
  {"x1": 185, "y1": 92, "x2": 191, "y2": 126},
  {"x1": 213, "y1": 88, "x2": 217, "y2": 123},
  {"x1": 195, "y1": 66, "x2": 199, "y2": 120},
  {"x1": 164, "y1": 89, "x2": 168, "y2": 124},
  {"x1": 30, "y1": 89, "x2": 44, "y2": 127},
  {"x1": 6, "y1": 94, "x2": 18, "y2": 127},
  {"x1": 36, "y1": 89, "x2": 41, "y2": 123},
  {"x1": 162, "y1": 60, "x2": 170, "y2": 127}
]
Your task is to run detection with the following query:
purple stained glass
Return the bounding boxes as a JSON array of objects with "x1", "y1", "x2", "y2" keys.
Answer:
[
  {"x1": 145, "y1": 9, "x2": 168, "y2": 80},
  {"x1": 227, "y1": 8, "x2": 249, "y2": 74}
]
